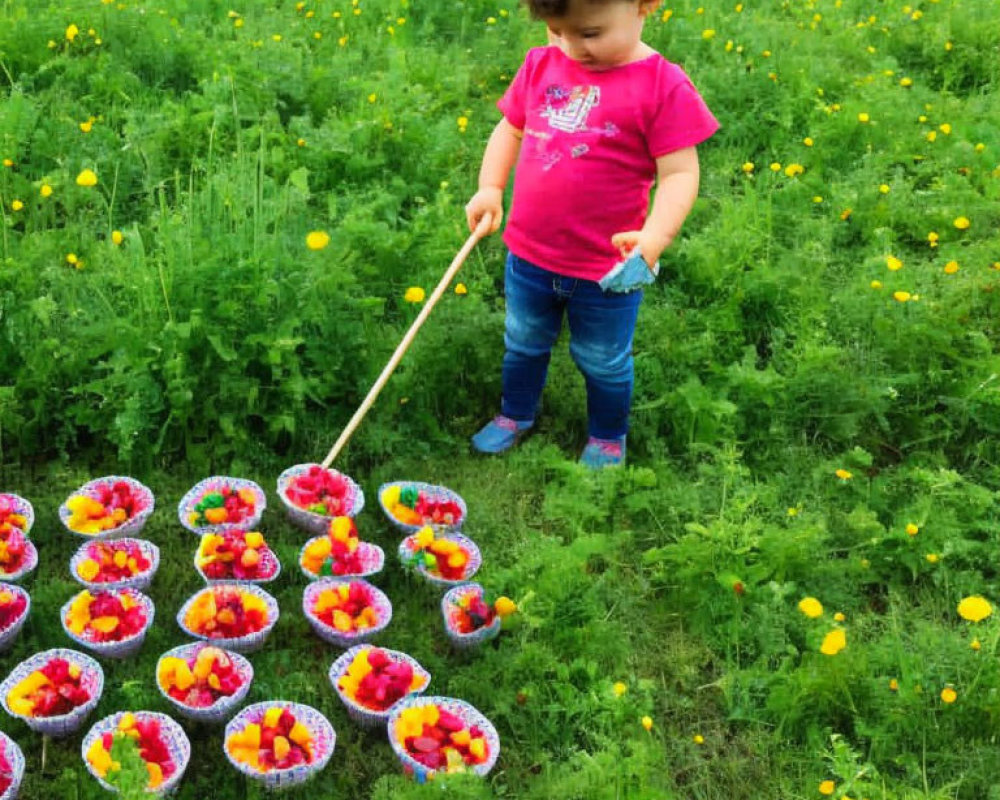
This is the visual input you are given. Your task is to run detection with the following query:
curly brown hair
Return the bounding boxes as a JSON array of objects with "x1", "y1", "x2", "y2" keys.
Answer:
[{"x1": 523, "y1": 0, "x2": 641, "y2": 20}]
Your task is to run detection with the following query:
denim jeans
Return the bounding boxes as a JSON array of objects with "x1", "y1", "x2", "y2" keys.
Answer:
[{"x1": 500, "y1": 252, "x2": 643, "y2": 440}]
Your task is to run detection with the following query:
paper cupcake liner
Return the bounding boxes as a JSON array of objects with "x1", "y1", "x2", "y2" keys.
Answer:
[
  {"x1": 224, "y1": 701, "x2": 335, "y2": 789},
  {"x1": 397, "y1": 532, "x2": 482, "y2": 589},
  {"x1": 176, "y1": 583, "x2": 279, "y2": 654},
  {"x1": 0, "y1": 648, "x2": 104, "y2": 737},
  {"x1": 302, "y1": 579, "x2": 392, "y2": 648},
  {"x1": 299, "y1": 540, "x2": 384, "y2": 581},
  {"x1": 0, "y1": 541, "x2": 37, "y2": 584},
  {"x1": 60, "y1": 588, "x2": 155, "y2": 660},
  {"x1": 194, "y1": 544, "x2": 281, "y2": 585},
  {"x1": 387, "y1": 696, "x2": 500, "y2": 783},
  {"x1": 0, "y1": 494, "x2": 34, "y2": 537},
  {"x1": 0, "y1": 731, "x2": 24, "y2": 800},
  {"x1": 377, "y1": 481, "x2": 467, "y2": 535},
  {"x1": 328, "y1": 645, "x2": 431, "y2": 729},
  {"x1": 82, "y1": 711, "x2": 190, "y2": 795},
  {"x1": 276, "y1": 464, "x2": 365, "y2": 535},
  {"x1": 0, "y1": 584, "x2": 30, "y2": 653},
  {"x1": 155, "y1": 643, "x2": 253, "y2": 724},
  {"x1": 69, "y1": 539, "x2": 160, "y2": 592},
  {"x1": 59, "y1": 476, "x2": 155, "y2": 541},
  {"x1": 177, "y1": 476, "x2": 267, "y2": 536},
  {"x1": 441, "y1": 583, "x2": 502, "y2": 649}
]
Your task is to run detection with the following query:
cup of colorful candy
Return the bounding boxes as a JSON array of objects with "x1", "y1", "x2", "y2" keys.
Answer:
[
  {"x1": 0, "y1": 584, "x2": 30, "y2": 653},
  {"x1": 61, "y1": 588, "x2": 154, "y2": 660},
  {"x1": 194, "y1": 530, "x2": 281, "y2": 584},
  {"x1": 329, "y1": 645, "x2": 430, "y2": 728},
  {"x1": 276, "y1": 464, "x2": 364, "y2": 534},
  {"x1": 177, "y1": 583, "x2": 278, "y2": 654},
  {"x1": 60, "y1": 476, "x2": 154, "y2": 540},
  {"x1": 303, "y1": 578, "x2": 392, "y2": 648},
  {"x1": 0, "y1": 494, "x2": 33, "y2": 538},
  {"x1": 178, "y1": 477, "x2": 266, "y2": 535},
  {"x1": 224, "y1": 701, "x2": 336, "y2": 789},
  {"x1": 0, "y1": 730, "x2": 24, "y2": 800},
  {"x1": 441, "y1": 583, "x2": 517, "y2": 649},
  {"x1": 70, "y1": 538, "x2": 160, "y2": 592},
  {"x1": 83, "y1": 711, "x2": 190, "y2": 794},
  {"x1": 156, "y1": 642, "x2": 253, "y2": 724},
  {"x1": 378, "y1": 482, "x2": 466, "y2": 534},
  {"x1": 299, "y1": 516, "x2": 384, "y2": 580},
  {"x1": 0, "y1": 527, "x2": 36, "y2": 584},
  {"x1": 0, "y1": 648, "x2": 103, "y2": 737},
  {"x1": 398, "y1": 527, "x2": 482, "y2": 588},
  {"x1": 387, "y1": 696, "x2": 500, "y2": 782}
]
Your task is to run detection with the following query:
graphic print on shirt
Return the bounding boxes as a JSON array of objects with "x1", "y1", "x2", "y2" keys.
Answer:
[
  {"x1": 541, "y1": 84, "x2": 600, "y2": 133},
  {"x1": 531, "y1": 83, "x2": 619, "y2": 171}
]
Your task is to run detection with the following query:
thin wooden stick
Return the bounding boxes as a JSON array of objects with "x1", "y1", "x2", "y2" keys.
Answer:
[{"x1": 320, "y1": 214, "x2": 494, "y2": 468}]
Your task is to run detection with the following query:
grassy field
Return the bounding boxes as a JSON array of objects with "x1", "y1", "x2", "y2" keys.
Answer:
[{"x1": 1, "y1": 0, "x2": 999, "y2": 797}]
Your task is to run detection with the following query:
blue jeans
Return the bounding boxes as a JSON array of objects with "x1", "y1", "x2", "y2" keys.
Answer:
[{"x1": 500, "y1": 252, "x2": 643, "y2": 440}]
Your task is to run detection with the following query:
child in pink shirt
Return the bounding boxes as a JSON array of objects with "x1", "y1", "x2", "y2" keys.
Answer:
[{"x1": 465, "y1": 0, "x2": 719, "y2": 467}]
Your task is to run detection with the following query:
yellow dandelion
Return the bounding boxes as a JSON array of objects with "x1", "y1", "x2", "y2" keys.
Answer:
[
  {"x1": 957, "y1": 596, "x2": 992, "y2": 622},
  {"x1": 79, "y1": 120, "x2": 93, "y2": 133},
  {"x1": 803, "y1": 137, "x2": 814, "y2": 146},
  {"x1": 368, "y1": 93, "x2": 377, "y2": 103},
  {"x1": 798, "y1": 597, "x2": 823, "y2": 618},
  {"x1": 297, "y1": 138, "x2": 306, "y2": 147},
  {"x1": 741, "y1": 162, "x2": 754, "y2": 174},
  {"x1": 457, "y1": 116, "x2": 469, "y2": 132},
  {"x1": 840, "y1": 208, "x2": 852, "y2": 221},
  {"x1": 702, "y1": 29, "x2": 716, "y2": 39},
  {"x1": 906, "y1": 523, "x2": 919, "y2": 536},
  {"x1": 75, "y1": 169, "x2": 98, "y2": 187},
  {"x1": 641, "y1": 716, "x2": 653, "y2": 731},
  {"x1": 819, "y1": 779, "x2": 836, "y2": 795},
  {"x1": 835, "y1": 468, "x2": 852, "y2": 480},
  {"x1": 454, "y1": 283, "x2": 468, "y2": 295},
  {"x1": 66, "y1": 253, "x2": 78, "y2": 265},
  {"x1": 887, "y1": 255, "x2": 903, "y2": 271},
  {"x1": 11, "y1": 200, "x2": 23, "y2": 211},
  {"x1": 305, "y1": 231, "x2": 330, "y2": 250},
  {"x1": 404, "y1": 287, "x2": 425, "y2": 304},
  {"x1": 66, "y1": 23, "x2": 79, "y2": 41},
  {"x1": 870, "y1": 280, "x2": 883, "y2": 289},
  {"x1": 889, "y1": 678, "x2": 899, "y2": 691},
  {"x1": 338, "y1": 36, "x2": 348, "y2": 46},
  {"x1": 900, "y1": 77, "x2": 913, "y2": 87},
  {"x1": 944, "y1": 261, "x2": 959, "y2": 274},
  {"x1": 939, "y1": 123, "x2": 952, "y2": 135},
  {"x1": 834, "y1": 612, "x2": 846, "y2": 622},
  {"x1": 661, "y1": 9, "x2": 673, "y2": 21},
  {"x1": 926, "y1": 553, "x2": 939, "y2": 563},
  {"x1": 974, "y1": 143, "x2": 985, "y2": 152},
  {"x1": 927, "y1": 231, "x2": 939, "y2": 246},
  {"x1": 613, "y1": 682, "x2": 627, "y2": 697},
  {"x1": 953, "y1": 216, "x2": 970, "y2": 230},
  {"x1": 926, "y1": 131, "x2": 937, "y2": 142},
  {"x1": 879, "y1": 183, "x2": 890, "y2": 194},
  {"x1": 272, "y1": 34, "x2": 282, "y2": 41},
  {"x1": 770, "y1": 162, "x2": 781, "y2": 172},
  {"x1": 784, "y1": 163, "x2": 804, "y2": 178},
  {"x1": 858, "y1": 112, "x2": 870, "y2": 123},
  {"x1": 940, "y1": 687, "x2": 957, "y2": 703},
  {"x1": 40, "y1": 184, "x2": 53, "y2": 197},
  {"x1": 820, "y1": 629, "x2": 846, "y2": 655},
  {"x1": 693, "y1": 733, "x2": 705, "y2": 744},
  {"x1": 486, "y1": 16, "x2": 496, "y2": 24},
  {"x1": 971, "y1": 639, "x2": 981, "y2": 651},
  {"x1": 893, "y1": 291, "x2": 911, "y2": 302},
  {"x1": 111, "y1": 230, "x2": 123, "y2": 245}
]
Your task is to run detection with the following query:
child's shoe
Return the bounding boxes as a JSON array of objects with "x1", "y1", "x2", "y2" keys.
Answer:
[
  {"x1": 579, "y1": 436, "x2": 626, "y2": 468},
  {"x1": 471, "y1": 415, "x2": 534, "y2": 454}
]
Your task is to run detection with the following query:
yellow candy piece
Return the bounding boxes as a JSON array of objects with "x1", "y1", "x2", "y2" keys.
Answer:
[
  {"x1": 86, "y1": 738, "x2": 112, "y2": 775},
  {"x1": 415, "y1": 526, "x2": 434, "y2": 549},
  {"x1": 90, "y1": 616, "x2": 120, "y2": 634},
  {"x1": 244, "y1": 531, "x2": 264, "y2": 548},
  {"x1": 447, "y1": 551, "x2": 467, "y2": 569},
  {"x1": 113, "y1": 550, "x2": 128, "y2": 569},
  {"x1": 288, "y1": 721, "x2": 312, "y2": 754},
  {"x1": 118, "y1": 712, "x2": 136, "y2": 731},
  {"x1": 78, "y1": 559, "x2": 101, "y2": 582},
  {"x1": 237, "y1": 488, "x2": 257, "y2": 506},
  {"x1": 468, "y1": 737, "x2": 486, "y2": 761},
  {"x1": 263, "y1": 707, "x2": 284, "y2": 729},
  {"x1": 380, "y1": 486, "x2": 401, "y2": 508},
  {"x1": 273, "y1": 735, "x2": 290, "y2": 761},
  {"x1": 8, "y1": 698, "x2": 34, "y2": 716},
  {"x1": 332, "y1": 610, "x2": 353, "y2": 632},
  {"x1": 146, "y1": 761, "x2": 164, "y2": 788}
]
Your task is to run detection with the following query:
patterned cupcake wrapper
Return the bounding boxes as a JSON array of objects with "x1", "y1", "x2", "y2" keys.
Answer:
[
  {"x1": 69, "y1": 539, "x2": 160, "y2": 593},
  {"x1": 328, "y1": 645, "x2": 431, "y2": 729},
  {"x1": 194, "y1": 546, "x2": 282, "y2": 585},
  {"x1": 0, "y1": 583, "x2": 31, "y2": 653},
  {"x1": 177, "y1": 476, "x2": 267, "y2": 536},
  {"x1": 302, "y1": 579, "x2": 392, "y2": 648},
  {"x1": 0, "y1": 493, "x2": 34, "y2": 538},
  {"x1": 276, "y1": 464, "x2": 365, "y2": 535},
  {"x1": 377, "y1": 481, "x2": 467, "y2": 536},
  {"x1": 60, "y1": 589, "x2": 155, "y2": 660},
  {"x1": 155, "y1": 643, "x2": 253, "y2": 724},
  {"x1": 298, "y1": 540, "x2": 385, "y2": 582},
  {"x1": 0, "y1": 540, "x2": 37, "y2": 584},
  {"x1": 0, "y1": 648, "x2": 104, "y2": 738},
  {"x1": 387, "y1": 696, "x2": 500, "y2": 782},
  {"x1": 441, "y1": 583, "x2": 502, "y2": 649},
  {"x1": 224, "y1": 701, "x2": 335, "y2": 789},
  {"x1": 0, "y1": 731, "x2": 24, "y2": 800},
  {"x1": 176, "y1": 583, "x2": 279, "y2": 654},
  {"x1": 81, "y1": 711, "x2": 190, "y2": 795},
  {"x1": 397, "y1": 533, "x2": 482, "y2": 590},
  {"x1": 59, "y1": 476, "x2": 155, "y2": 541}
]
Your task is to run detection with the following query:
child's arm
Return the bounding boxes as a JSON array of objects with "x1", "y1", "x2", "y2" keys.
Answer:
[
  {"x1": 465, "y1": 118, "x2": 523, "y2": 234},
  {"x1": 611, "y1": 146, "x2": 701, "y2": 267}
]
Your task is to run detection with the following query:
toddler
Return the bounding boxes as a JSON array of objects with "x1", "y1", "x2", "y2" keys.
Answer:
[{"x1": 465, "y1": 0, "x2": 718, "y2": 467}]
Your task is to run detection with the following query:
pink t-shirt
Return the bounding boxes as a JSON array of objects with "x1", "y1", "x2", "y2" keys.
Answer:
[{"x1": 498, "y1": 46, "x2": 719, "y2": 281}]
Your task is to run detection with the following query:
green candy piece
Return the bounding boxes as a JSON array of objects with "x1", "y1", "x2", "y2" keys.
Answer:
[
  {"x1": 199, "y1": 492, "x2": 225, "y2": 510},
  {"x1": 319, "y1": 559, "x2": 333, "y2": 577},
  {"x1": 423, "y1": 553, "x2": 438, "y2": 570},
  {"x1": 308, "y1": 502, "x2": 327, "y2": 514},
  {"x1": 400, "y1": 487, "x2": 419, "y2": 508}
]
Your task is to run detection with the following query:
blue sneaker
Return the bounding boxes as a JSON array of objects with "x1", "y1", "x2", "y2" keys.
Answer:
[
  {"x1": 579, "y1": 436, "x2": 626, "y2": 468},
  {"x1": 471, "y1": 415, "x2": 534, "y2": 454}
]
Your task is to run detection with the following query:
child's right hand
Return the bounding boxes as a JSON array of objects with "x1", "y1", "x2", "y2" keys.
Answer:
[{"x1": 465, "y1": 187, "x2": 504, "y2": 234}]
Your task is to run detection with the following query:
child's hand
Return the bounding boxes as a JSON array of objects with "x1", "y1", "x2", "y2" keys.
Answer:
[
  {"x1": 465, "y1": 187, "x2": 504, "y2": 235},
  {"x1": 610, "y1": 231, "x2": 666, "y2": 271}
]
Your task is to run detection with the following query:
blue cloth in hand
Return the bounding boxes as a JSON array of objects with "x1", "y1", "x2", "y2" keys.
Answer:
[{"x1": 598, "y1": 250, "x2": 659, "y2": 293}]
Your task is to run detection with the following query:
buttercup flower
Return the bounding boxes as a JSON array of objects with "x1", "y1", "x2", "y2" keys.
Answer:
[
  {"x1": 798, "y1": 597, "x2": 823, "y2": 618},
  {"x1": 835, "y1": 469, "x2": 852, "y2": 480},
  {"x1": 613, "y1": 682, "x2": 627, "y2": 697},
  {"x1": 887, "y1": 255, "x2": 903, "y2": 271},
  {"x1": 953, "y1": 216, "x2": 970, "y2": 230},
  {"x1": 893, "y1": 291, "x2": 911, "y2": 302},
  {"x1": 888, "y1": 678, "x2": 898, "y2": 691},
  {"x1": 40, "y1": 184, "x2": 53, "y2": 198},
  {"x1": 820, "y1": 629, "x2": 846, "y2": 655},
  {"x1": 819, "y1": 780, "x2": 835, "y2": 795},
  {"x1": 66, "y1": 23, "x2": 79, "y2": 41},
  {"x1": 641, "y1": 715, "x2": 653, "y2": 731},
  {"x1": 404, "y1": 287, "x2": 426, "y2": 304},
  {"x1": 76, "y1": 169, "x2": 98, "y2": 187},
  {"x1": 944, "y1": 261, "x2": 959, "y2": 274},
  {"x1": 111, "y1": 230, "x2": 123, "y2": 245},
  {"x1": 957, "y1": 596, "x2": 992, "y2": 622},
  {"x1": 693, "y1": 734, "x2": 704, "y2": 744},
  {"x1": 833, "y1": 612, "x2": 845, "y2": 622},
  {"x1": 305, "y1": 231, "x2": 330, "y2": 250},
  {"x1": 905, "y1": 523, "x2": 919, "y2": 536},
  {"x1": 454, "y1": 283, "x2": 468, "y2": 295},
  {"x1": 940, "y1": 687, "x2": 957, "y2": 703}
]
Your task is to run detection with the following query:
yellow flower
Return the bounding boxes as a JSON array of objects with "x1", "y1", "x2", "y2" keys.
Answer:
[
  {"x1": 297, "y1": 138, "x2": 306, "y2": 147},
  {"x1": 840, "y1": 208, "x2": 852, "y2": 220},
  {"x1": 927, "y1": 231, "x2": 939, "y2": 246},
  {"x1": 900, "y1": 77, "x2": 913, "y2": 87},
  {"x1": 820, "y1": 629, "x2": 846, "y2": 655},
  {"x1": 454, "y1": 283, "x2": 468, "y2": 295},
  {"x1": 641, "y1": 716, "x2": 653, "y2": 731},
  {"x1": 770, "y1": 162, "x2": 781, "y2": 172},
  {"x1": 833, "y1": 612, "x2": 845, "y2": 622},
  {"x1": 858, "y1": 112, "x2": 870, "y2": 123},
  {"x1": 11, "y1": 200, "x2": 23, "y2": 211},
  {"x1": 784, "y1": 163, "x2": 804, "y2": 178},
  {"x1": 835, "y1": 468, "x2": 852, "y2": 480},
  {"x1": 939, "y1": 123, "x2": 952, "y2": 135},
  {"x1": 893, "y1": 291, "x2": 911, "y2": 303},
  {"x1": 693, "y1": 733, "x2": 704, "y2": 744},
  {"x1": 741, "y1": 162, "x2": 754, "y2": 173},
  {"x1": 1, "y1": 158, "x2": 12, "y2": 167},
  {"x1": 925, "y1": 553, "x2": 939, "y2": 563},
  {"x1": 870, "y1": 280, "x2": 883, "y2": 289},
  {"x1": 404, "y1": 286, "x2": 425, "y2": 303},
  {"x1": 819, "y1": 780, "x2": 835, "y2": 796},
  {"x1": 971, "y1": 638, "x2": 981, "y2": 651},
  {"x1": 803, "y1": 137, "x2": 814, "y2": 147},
  {"x1": 494, "y1": 596, "x2": 517, "y2": 617},
  {"x1": 940, "y1": 686, "x2": 957, "y2": 704},
  {"x1": 944, "y1": 261, "x2": 959, "y2": 274},
  {"x1": 305, "y1": 231, "x2": 330, "y2": 250},
  {"x1": 887, "y1": 255, "x2": 903, "y2": 271},
  {"x1": 888, "y1": 678, "x2": 899, "y2": 691},
  {"x1": 79, "y1": 120, "x2": 93, "y2": 133},
  {"x1": 367, "y1": 93, "x2": 377, "y2": 104},
  {"x1": 879, "y1": 183, "x2": 890, "y2": 194},
  {"x1": 40, "y1": 184, "x2": 53, "y2": 198},
  {"x1": 76, "y1": 169, "x2": 98, "y2": 187},
  {"x1": 953, "y1": 216, "x2": 970, "y2": 230},
  {"x1": 66, "y1": 253, "x2": 79, "y2": 265},
  {"x1": 111, "y1": 230, "x2": 124, "y2": 245},
  {"x1": 66, "y1": 23, "x2": 80, "y2": 41},
  {"x1": 905, "y1": 523, "x2": 919, "y2": 536},
  {"x1": 457, "y1": 116, "x2": 469, "y2": 132},
  {"x1": 702, "y1": 29, "x2": 716, "y2": 39},
  {"x1": 957, "y1": 596, "x2": 993, "y2": 622},
  {"x1": 613, "y1": 682, "x2": 627, "y2": 697},
  {"x1": 926, "y1": 131, "x2": 937, "y2": 142},
  {"x1": 798, "y1": 597, "x2": 823, "y2": 618}
]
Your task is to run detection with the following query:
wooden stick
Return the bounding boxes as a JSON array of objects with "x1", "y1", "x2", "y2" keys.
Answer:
[{"x1": 320, "y1": 214, "x2": 494, "y2": 469}]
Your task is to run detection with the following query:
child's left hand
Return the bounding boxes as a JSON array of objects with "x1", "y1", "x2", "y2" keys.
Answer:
[{"x1": 610, "y1": 230, "x2": 666, "y2": 270}]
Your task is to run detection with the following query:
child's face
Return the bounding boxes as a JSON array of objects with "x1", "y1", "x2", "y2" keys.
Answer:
[{"x1": 543, "y1": 1, "x2": 658, "y2": 71}]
